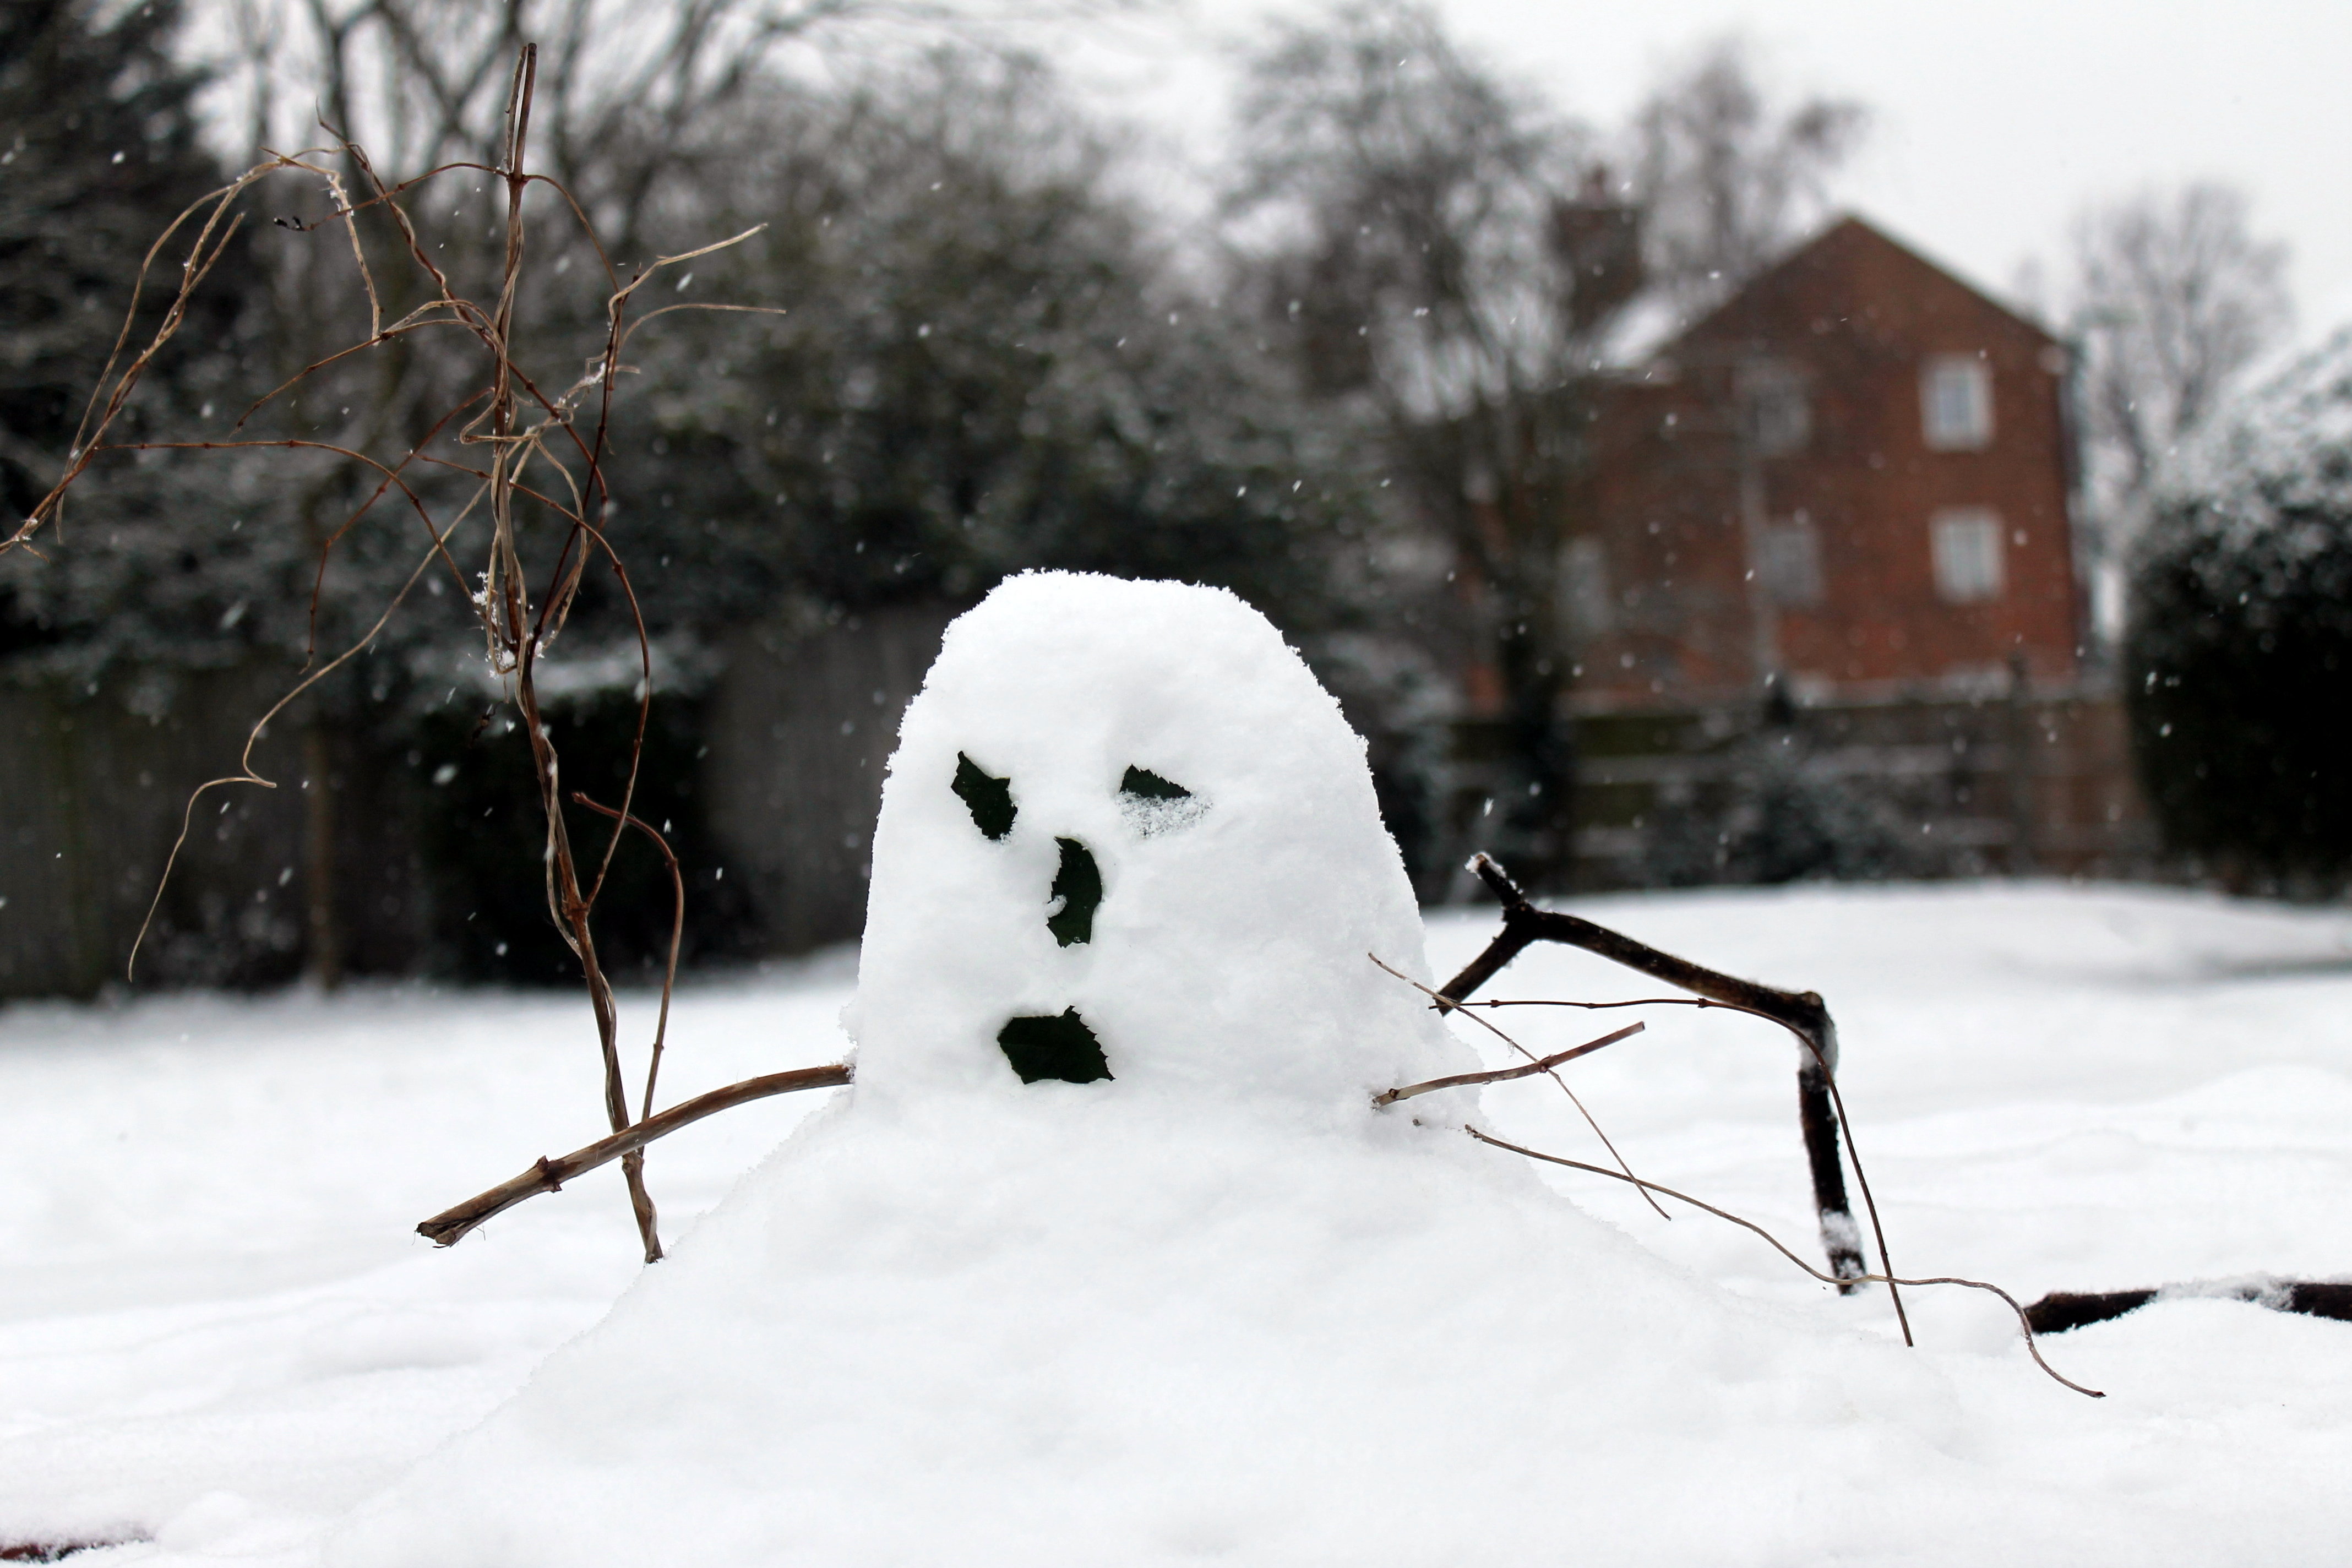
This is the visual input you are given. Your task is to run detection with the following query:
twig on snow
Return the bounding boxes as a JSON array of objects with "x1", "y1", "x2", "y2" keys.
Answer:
[
  {"x1": 2025, "y1": 1279, "x2": 2352, "y2": 1335},
  {"x1": 1464, "y1": 1125, "x2": 2100, "y2": 1399}
]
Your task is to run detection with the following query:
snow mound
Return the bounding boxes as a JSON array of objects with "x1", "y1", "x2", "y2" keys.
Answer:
[
  {"x1": 319, "y1": 575, "x2": 1986, "y2": 1566},
  {"x1": 329, "y1": 1098, "x2": 1967, "y2": 1568}
]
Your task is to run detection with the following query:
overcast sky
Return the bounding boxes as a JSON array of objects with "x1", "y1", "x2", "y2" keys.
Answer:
[{"x1": 1027, "y1": 0, "x2": 2352, "y2": 341}]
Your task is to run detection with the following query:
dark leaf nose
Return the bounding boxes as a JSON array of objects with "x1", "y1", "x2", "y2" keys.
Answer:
[{"x1": 1047, "y1": 838, "x2": 1101, "y2": 946}]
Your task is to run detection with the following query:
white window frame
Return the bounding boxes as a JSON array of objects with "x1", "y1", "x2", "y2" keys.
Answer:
[
  {"x1": 1740, "y1": 361, "x2": 1811, "y2": 458},
  {"x1": 1931, "y1": 508, "x2": 2005, "y2": 603},
  {"x1": 1562, "y1": 536, "x2": 1612, "y2": 635},
  {"x1": 1757, "y1": 515, "x2": 1824, "y2": 608},
  {"x1": 1921, "y1": 355, "x2": 1994, "y2": 451}
]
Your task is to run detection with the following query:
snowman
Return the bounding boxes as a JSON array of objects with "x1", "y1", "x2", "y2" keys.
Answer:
[
  {"x1": 327, "y1": 574, "x2": 1940, "y2": 1568},
  {"x1": 842, "y1": 569, "x2": 1474, "y2": 1115}
]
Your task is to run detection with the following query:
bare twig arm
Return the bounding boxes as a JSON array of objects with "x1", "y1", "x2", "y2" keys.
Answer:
[
  {"x1": 417, "y1": 1063, "x2": 851, "y2": 1247},
  {"x1": 1375, "y1": 1021, "x2": 1644, "y2": 1106},
  {"x1": 1376, "y1": 954, "x2": 1668, "y2": 1218}
]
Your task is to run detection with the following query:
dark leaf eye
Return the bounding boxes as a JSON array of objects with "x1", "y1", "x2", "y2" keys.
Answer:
[
  {"x1": 953, "y1": 752, "x2": 1015, "y2": 840},
  {"x1": 1046, "y1": 837, "x2": 1101, "y2": 946},
  {"x1": 997, "y1": 1008, "x2": 1112, "y2": 1084},
  {"x1": 1119, "y1": 764, "x2": 1208, "y2": 836},
  {"x1": 1119, "y1": 766, "x2": 1191, "y2": 801}
]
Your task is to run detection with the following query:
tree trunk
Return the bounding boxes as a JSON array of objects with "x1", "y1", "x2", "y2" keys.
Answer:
[
  {"x1": 1495, "y1": 617, "x2": 1574, "y2": 886},
  {"x1": 303, "y1": 723, "x2": 343, "y2": 990}
]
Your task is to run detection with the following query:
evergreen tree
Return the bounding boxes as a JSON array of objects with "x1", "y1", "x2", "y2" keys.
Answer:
[
  {"x1": 586, "y1": 50, "x2": 1371, "y2": 646},
  {"x1": 0, "y1": 0, "x2": 243, "y2": 657},
  {"x1": 3, "y1": 33, "x2": 1388, "y2": 989}
]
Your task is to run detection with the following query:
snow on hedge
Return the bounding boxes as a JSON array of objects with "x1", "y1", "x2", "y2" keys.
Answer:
[{"x1": 2163, "y1": 323, "x2": 2352, "y2": 552}]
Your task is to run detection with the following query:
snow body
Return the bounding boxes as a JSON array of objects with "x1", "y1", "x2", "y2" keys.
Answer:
[{"x1": 323, "y1": 575, "x2": 1948, "y2": 1566}]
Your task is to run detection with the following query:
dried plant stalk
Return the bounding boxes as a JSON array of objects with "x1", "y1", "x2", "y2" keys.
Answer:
[{"x1": 9, "y1": 41, "x2": 776, "y2": 1267}]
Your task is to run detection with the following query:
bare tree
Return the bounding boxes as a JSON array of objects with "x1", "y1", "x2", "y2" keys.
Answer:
[
  {"x1": 2069, "y1": 181, "x2": 2292, "y2": 556},
  {"x1": 1227, "y1": 0, "x2": 1631, "y2": 887},
  {"x1": 213, "y1": 0, "x2": 899, "y2": 258},
  {"x1": 176, "y1": 0, "x2": 902, "y2": 987},
  {"x1": 1625, "y1": 35, "x2": 1865, "y2": 320}
]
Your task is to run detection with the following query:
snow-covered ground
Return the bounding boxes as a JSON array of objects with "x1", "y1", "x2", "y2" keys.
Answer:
[{"x1": 6, "y1": 883, "x2": 2351, "y2": 1564}]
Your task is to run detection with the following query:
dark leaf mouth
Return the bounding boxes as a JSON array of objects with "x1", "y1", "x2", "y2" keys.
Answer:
[{"x1": 997, "y1": 1008, "x2": 1112, "y2": 1084}]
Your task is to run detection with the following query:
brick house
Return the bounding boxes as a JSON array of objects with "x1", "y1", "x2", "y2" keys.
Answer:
[
  {"x1": 1571, "y1": 215, "x2": 2086, "y2": 709},
  {"x1": 1432, "y1": 215, "x2": 2153, "y2": 889}
]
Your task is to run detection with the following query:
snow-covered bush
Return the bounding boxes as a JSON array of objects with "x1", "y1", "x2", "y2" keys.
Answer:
[{"x1": 2125, "y1": 325, "x2": 2352, "y2": 888}]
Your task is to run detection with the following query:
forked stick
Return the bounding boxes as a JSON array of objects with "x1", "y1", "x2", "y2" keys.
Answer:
[{"x1": 1445, "y1": 854, "x2": 1905, "y2": 1343}]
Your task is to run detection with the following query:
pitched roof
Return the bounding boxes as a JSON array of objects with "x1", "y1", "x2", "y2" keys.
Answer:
[{"x1": 1668, "y1": 213, "x2": 2058, "y2": 357}]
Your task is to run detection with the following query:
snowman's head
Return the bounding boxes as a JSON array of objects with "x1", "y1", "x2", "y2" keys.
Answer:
[{"x1": 843, "y1": 573, "x2": 1467, "y2": 1121}]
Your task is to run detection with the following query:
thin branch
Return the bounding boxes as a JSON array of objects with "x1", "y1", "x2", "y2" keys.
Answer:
[
  {"x1": 124, "y1": 492, "x2": 474, "y2": 977},
  {"x1": 573, "y1": 792, "x2": 685, "y2": 1122},
  {"x1": 12, "y1": 169, "x2": 257, "y2": 555},
  {"x1": 1442, "y1": 856, "x2": 1831, "y2": 1048},
  {"x1": 473, "y1": 41, "x2": 661, "y2": 1267},
  {"x1": 1375, "y1": 1021, "x2": 1642, "y2": 1105},
  {"x1": 1464, "y1": 995, "x2": 1775, "y2": 1019},
  {"x1": 417, "y1": 1063, "x2": 853, "y2": 1247},
  {"x1": 552, "y1": 516, "x2": 655, "y2": 908},
  {"x1": 1464, "y1": 1126, "x2": 2101, "y2": 1399},
  {"x1": 612, "y1": 299, "x2": 787, "y2": 355},
  {"x1": 1373, "y1": 953, "x2": 1668, "y2": 1219},
  {"x1": 231, "y1": 308, "x2": 482, "y2": 433}
]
